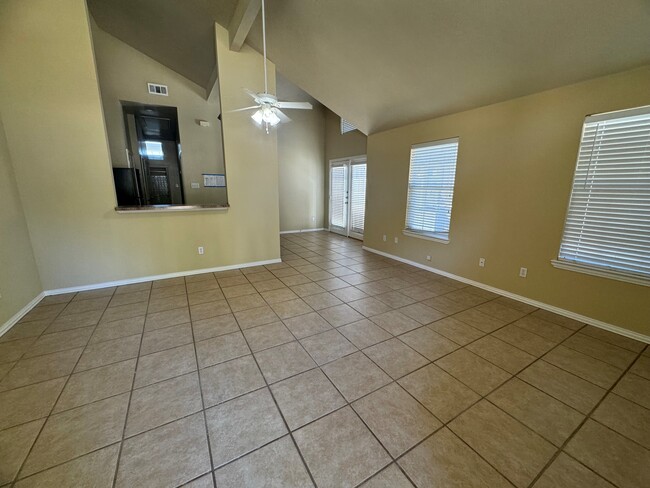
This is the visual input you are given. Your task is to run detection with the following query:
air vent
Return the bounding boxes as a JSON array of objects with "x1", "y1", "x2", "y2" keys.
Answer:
[{"x1": 147, "y1": 83, "x2": 168, "y2": 96}]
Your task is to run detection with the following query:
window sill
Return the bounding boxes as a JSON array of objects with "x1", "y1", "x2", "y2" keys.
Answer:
[
  {"x1": 115, "y1": 204, "x2": 230, "y2": 214},
  {"x1": 402, "y1": 229, "x2": 449, "y2": 244},
  {"x1": 551, "y1": 259, "x2": 650, "y2": 287}
]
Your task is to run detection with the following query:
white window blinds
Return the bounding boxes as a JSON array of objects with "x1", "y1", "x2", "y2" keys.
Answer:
[
  {"x1": 405, "y1": 138, "x2": 459, "y2": 241},
  {"x1": 330, "y1": 164, "x2": 347, "y2": 229},
  {"x1": 341, "y1": 119, "x2": 357, "y2": 134},
  {"x1": 557, "y1": 105, "x2": 650, "y2": 283},
  {"x1": 350, "y1": 163, "x2": 367, "y2": 234}
]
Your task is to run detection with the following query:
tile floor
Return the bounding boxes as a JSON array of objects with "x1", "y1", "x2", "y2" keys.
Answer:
[{"x1": 0, "y1": 231, "x2": 649, "y2": 487}]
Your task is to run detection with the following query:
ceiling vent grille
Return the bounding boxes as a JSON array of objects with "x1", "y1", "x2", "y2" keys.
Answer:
[{"x1": 147, "y1": 83, "x2": 168, "y2": 96}]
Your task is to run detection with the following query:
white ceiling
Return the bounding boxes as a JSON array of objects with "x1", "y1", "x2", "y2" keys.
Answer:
[
  {"x1": 247, "y1": 0, "x2": 650, "y2": 134},
  {"x1": 88, "y1": 0, "x2": 650, "y2": 134}
]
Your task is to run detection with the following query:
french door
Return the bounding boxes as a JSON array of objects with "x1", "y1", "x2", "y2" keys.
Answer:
[{"x1": 329, "y1": 156, "x2": 367, "y2": 239}]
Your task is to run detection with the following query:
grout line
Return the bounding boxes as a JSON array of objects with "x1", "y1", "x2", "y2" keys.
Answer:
[{"x1": 3, "y1": 234, "x2": 648, "y2": 487}]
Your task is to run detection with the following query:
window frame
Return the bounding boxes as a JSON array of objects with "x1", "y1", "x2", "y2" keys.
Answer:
[
  {"x1": 552, "y1": 105, "x2": 650, "y2": 287},
  {"x1": 403, "y1": 137, "x2": 460, "y2": 244}
]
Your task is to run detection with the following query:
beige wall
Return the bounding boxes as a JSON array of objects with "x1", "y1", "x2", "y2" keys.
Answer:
[
  {"x1": 0, "y1": 116, "x2": 42, "y2": 325},
  {"x1": 364, "y1": 66, "x2": 650, "y2": 336},
  {"x1": 277, "y1": 74, "x2": 326, "y2": 232},
  {"x1": 324, "y1": 109, "x2": 368, "y2": 226},
  {"x1": 91, "y1": 23, "x2": 227, "y2": 205},
  {"x1": 0, "y1": 0, "x2": 279, "y2": 291}
]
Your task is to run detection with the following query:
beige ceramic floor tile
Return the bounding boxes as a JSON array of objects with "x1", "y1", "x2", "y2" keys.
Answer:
[
  {"x1": 126, "y1": 371, "x2": 202, "y2": 437},
  {"x1": 580, "y1": 325, "x2": 645, "y2": 353},
  {"x1": 89, "y1": 316, "x2": 145, "y2": 345},
  {"x1": 1, "y1": 348, "x2": 83, "y2": 391},
  {"x1": 189, "y1": 300, "x2": 231, "y2": 321},
  {"x1": 399, "y1": 327, "x2": 460, "y2": 361},
  {"x1": 214, "y1": 436, "x2": 313, "y2": 488},
  {"x1": 398, "y1": 363, "x2": 480, "y2": 423},
  {"x1": 612, "y1": 372, "x2": 650, "y2": 409},
  {"x1": 435, "y1": 348, "x2": 510, "y2": 396},
  {"x1": 200, "y1": 354, "x2": 265, "y2": 407},
  {"x1": 318, "y1": 303, "x2": 364, "y2": 327},
  {"x1": 449, "y1": 400, "x2": 556, "y2": 488},
  {"x1": 22, "y1": 393, "x2": 129, "y2": 476},
  {"x1": 364, "y1": 338, "x2": 429, "y2": 379},
  {"x1": 14, "y1": 444, "x2": 119, "y2": 488},
  {"x1": 254, "y1": 341, "x2": 317, "y2": 383},
  {"x1": 191, "y1": 314, "x2": 239, "y2": 342},
  {"x1": 75, "y1": 334, "x2": 140, "y2": 372},
  {"x1": 532, "y1": 452, "x2": 615, "y2": 488},
  {"x1": 338, "y1": 319, "x2": 392, "y2": 349},
  {"x1": 359, "y1": 464, "x2": 413, "y2": 488},
  {"x1": 283, "y1": 312, "x2": 332, "y2": 339},
  {"x1": 300, "y1": 329, "x2": 357, "y2": 365},
  {"x1": 140, "y1": 323, "x2": 193, "y2": 356},
  {"x1": 116, "y1": 412, "x2": 211, "y2": 488},
  {"x1": 206, "y1": 388, "x2": 287, "y2": 467},
  {"x1": 513, "y1": 315, "x2": 573, "y2": 342},
  {"x1": 398, "y1": 428, "x2": 512, "y2": 488},
  {"x1": 234, "y1": 305, "x2": 279, "y2": 329},
  {"x1": 566, "y1": 419, "x2": 650, "y2": 488},
  {"x1": 466, "y1": 335, "x2": 536, "y2": 374},
  {"x1": 294, "y1": 407, "x2": 390, "y2": 488},
  {"x1": 562, "y1": 334, "x2": 637, "y2": 370},
  {"x1": 322, "y1": 351, "x2": 392, "y2": 402},
  {"x1": 427, "y1": 316, "x2": 485, "y2": 346},
  {"x1": 453, "y1": 308, "x2": 508, "y2": 333},
  {"x1": 271, "y1": 368, "x2": 345, "y2": 430},
  {"x1": 488, "y1": 378, "x2": 584, "y2": 446},
  {"x1": 243, "y1": 322, "x2": 295, "y2": 352},
  {"x1": 371, "y1": 310, "x2": 422, "y2": 335},
  {"x1": 22, "y1": 327, "x2": 93, "y2": 359},
  {"x1": 0, "y1": 378, "x2": 66, "y2": 430},
  {"x1": 54, "y1": 359, "x2": 135, "y2": 413},
  {"x1": 518, "y1": 361, "x2": 606, "y2": 414},
  {"x1": 134, "y1": 343, "x2": 197, "y2": 388},
  {"x1": 0, "y1": 337, "x2": 36, "y2": 364},
  {"x1": 492, "y1": 324, "x2": 555, "y2": 357},
  {"x1": 592, "y1": 393, "x2": 650, "y2": 449},
  {"x1": 195, "y1": 331, "x2": 250, "y2": 369},
  {"x1": 0, "y1": 419, "x2": 45, "y2": 485},
  {"x1": 269, "y1": 298, "x2": 314, "y2": 319},
  {"x1": 543, "y1": 345, "x2": 623, "y2": 389},
  {"x1": 353, "y1": 383, "x2": 441, "y2": 457}
]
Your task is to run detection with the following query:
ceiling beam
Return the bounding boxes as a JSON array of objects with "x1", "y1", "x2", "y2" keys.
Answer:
[{"x1": 228, "y1": 0, "x2": 261, "y2": 51}]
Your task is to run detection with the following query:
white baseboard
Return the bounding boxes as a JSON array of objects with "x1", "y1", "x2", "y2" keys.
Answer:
[
  {"x1": 363, "y1": 246, "x2": 650, "y2": 344},
  {"x1": 0, "y1": 258, "x2": 282, "y2": 339},
  {"x1": 44, "y1": 258, "x2": 282, "y2": 296},
  {"x1": 280, "y1": 228, "x2": 326, "y2": 235},
  {"x1": 0, "y1": 292, "x2": 46, "y2": 338}
]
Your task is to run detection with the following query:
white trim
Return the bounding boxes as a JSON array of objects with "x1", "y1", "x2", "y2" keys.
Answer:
[
  {"x1": 44, "y1": 258, "x2": 281, "y2": 296},
  {"x1": 363, "y1": 246, "x2": 650, "y2": 344},
  {"x1": 279, "y1": 228, "x2": 325, "y2": 235},
  {"x1": 0, "y1": 292, "x2": 46, "y2": 338},
  {"x1": 551, "y1": 259, "x2": 650, "y2": 288}
]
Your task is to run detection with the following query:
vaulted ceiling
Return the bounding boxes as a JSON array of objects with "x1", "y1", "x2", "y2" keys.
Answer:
[{"x1": 88, "y1": 0, "x2": 650, "y2": 134}]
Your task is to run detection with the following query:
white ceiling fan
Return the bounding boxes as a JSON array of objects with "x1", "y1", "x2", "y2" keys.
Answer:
[{"x1": 231, "y1": 0, "x2": 312, "y2": 133}]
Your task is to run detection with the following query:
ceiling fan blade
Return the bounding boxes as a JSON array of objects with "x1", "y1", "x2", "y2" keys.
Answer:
[
  {"x1": 228, "y1": 105, "x2": 260, "y2": 113},
  {"x1": 243, "y1": 88, "x2": 261, "y2": 102},
  {"x1": 275, "y1": 101, "x2": 313, "y2": 110},
  {"x1": 275, "y1": 109, "x2": 292, "y2": 123}
]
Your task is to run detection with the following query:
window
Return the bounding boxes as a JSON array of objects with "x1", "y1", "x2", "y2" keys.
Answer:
[
  {"x1": 404, "y1": 138, "x2": 459, "y2": 242},
  {"x1": 142, "y1": 141, "x2": 164, "y2": 160},
  {"x1": 554, "y1": 105, "x2": 650, "y2": 285},
  {"x1": 341, "y1": 118, "x2": 357, "y2": 134}
]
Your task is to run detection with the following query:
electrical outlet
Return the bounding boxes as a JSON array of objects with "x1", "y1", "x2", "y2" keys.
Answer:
[
  {"x1": 198, "y1": 246, "x2": 205, "y2": 255},
  {"x1": 479, "y1": 258, "x2": 486, "y2": 267},
  {"x1": 426, "y1": 256, "x2": 431, "y2": 261},
  {"x1": 382, "y1": 234, "x2": 387, "y2": 242},
  {"x1": 519, "y1": 267, "x2": 528, "y2": 278},
  {"x1": 394, "y1": 237, "x2": 399, "y2": 244}
]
